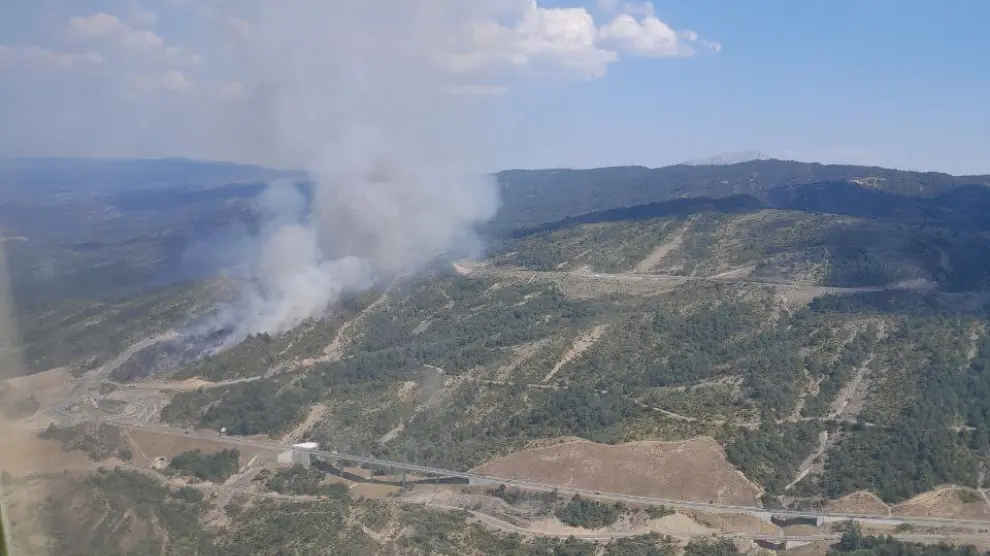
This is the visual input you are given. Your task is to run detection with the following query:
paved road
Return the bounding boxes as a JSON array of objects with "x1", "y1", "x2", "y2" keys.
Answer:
[{"x1": 117, "y1": 422, "x2": 990, "y2": 533}]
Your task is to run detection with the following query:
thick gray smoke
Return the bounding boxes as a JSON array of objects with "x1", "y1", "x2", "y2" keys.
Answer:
[{"x1": 214, "y1": 1, "x2": 502, "y2": 339}]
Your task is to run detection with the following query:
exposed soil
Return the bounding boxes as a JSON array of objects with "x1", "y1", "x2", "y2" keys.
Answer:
[
  {"x1": 829, "y1": 321, "x2": 888, "y2": 423},
  {"x1": 321, "y1": 291, "x2": 389, "y2": 362},
  {"x1": 3, "y1": 366, "x2": 73, "y2": 403},
  {"x1": 351, "y1": 482, "x2": 401, "y2": 499},
  {"x1": 826, "y1": 491, "x2": 890, "y2": 516},
  {"x1": 541, "y1": 325, "x2": 608, "y2": 383},
  {"x1": 632, "y1": 223, "x2": 688, "y2": 273},
  {"x1": 280, "y1": 404, "x2": 327, "y2": 443},
  {"x1": 528, "y1": 512, "x2": 713, "y2": 539},
  {"x1": 120, "y1": 376, "x2": 260, "y2": 391},
  {"x1": 473, "y1": 437, "x2": 761, "y2": 506},
  {"x1": 892, "y1": 487, "x2": 990, "y2": 520},
  {"x1": 126, "y1": 427, "x2": 275, "y2": 467},
  {"x1": 687, "y1": 511, "x2": 782, "y2": 536},
  {"x1": 494, "y1": 339, "x2": 549, "y2": 381},
  {"x1": 0, "y1": 427, "x2": 91, "y2": 475},
  {"x1": 783, "y1": 541, "x2": 833, "y2": 556}
]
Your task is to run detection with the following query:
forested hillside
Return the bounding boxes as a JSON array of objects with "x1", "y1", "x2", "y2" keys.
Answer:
[
  {"x1": 9, "y1": 157, "x2": 990, "y2": 510},
  {"x1": 491, "y1": 160, "x2": 990, "y2": 232},
  {"x1": 155, "y1": 201, "x2": 990, "y2": 506}
]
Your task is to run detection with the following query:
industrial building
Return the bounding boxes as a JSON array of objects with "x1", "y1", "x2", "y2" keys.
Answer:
[{"x1": 277, "y1": 441, "x2": 319, "y2": 467}]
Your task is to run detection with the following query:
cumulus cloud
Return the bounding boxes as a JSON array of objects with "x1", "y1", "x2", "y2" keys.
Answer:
[
  {"x1": 0, "y1": 45, "x2": 102, "y2": 69},
  {"x1": 440, "y1": 0, "x2": 716, "y2": 79},
  {"x1": 599, "y1": 13, "x2": 700, "y2": 57},
  {"x1": 128, "y1": 70, "x2": 195, "y2": 93},
  {"x1": 67, "y1": 12, "x2": 200, "y2": 66},
  {"x1": 445, "y1": 2, "x2": 618, "y2": 79},
  {"x1": 0, "y1": 0, "x2": 718, "y2": 164}
]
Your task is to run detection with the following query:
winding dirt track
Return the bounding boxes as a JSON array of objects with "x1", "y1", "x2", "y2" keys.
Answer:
[{"x1": 463, "y1": 263, "x2": 919, "y2": 299}]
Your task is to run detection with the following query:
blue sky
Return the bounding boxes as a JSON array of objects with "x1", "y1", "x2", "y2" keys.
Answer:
[{"x1": 1, "y1": 1, "x2": 988, "y2": 174}]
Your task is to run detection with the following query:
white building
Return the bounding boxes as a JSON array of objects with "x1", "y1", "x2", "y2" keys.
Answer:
[{"x1": 277, "y1": 442, "x2": 320, "y2": 467}]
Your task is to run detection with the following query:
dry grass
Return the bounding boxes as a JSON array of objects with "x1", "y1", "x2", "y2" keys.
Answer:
[
  {"x1": 892, "y1": 487, "x2": 990, "y2": 520},
  {"x1": 351, "y1": 483, "x2": 401, "y2": 499},
  {"x1": 527, "y1": 512, "x2": 714, "y2": 539},
  {"x1": 0, "y1": 428, "x2": 91, "y2": 475},
  {"x1": 473, "y1": 437, "x2": 761, "y2": 505},
  {"x1": 126, "y1": 427, "x2": 275, "y2": 467},
  {"x1": 688, "y1": 511, "x2": 782, "y2": 536},
  {"x1": 826, "y1": 490, "x2": 890, "y2": 515},
  {"x1": 783, "y1": 541, "x2": 833, "y2": 556}
]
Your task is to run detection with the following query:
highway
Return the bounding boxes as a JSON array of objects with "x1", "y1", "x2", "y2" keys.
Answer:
[
  {"x1": 34, "y1": 303, "x2": 990, "y2": 539},
  {"x1": 119, "y1": 422, "x2": 990, "y2": 533}
]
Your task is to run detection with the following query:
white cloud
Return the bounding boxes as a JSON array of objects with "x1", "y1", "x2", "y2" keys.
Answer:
[
  {"x1": 447, "y1": 2, "x2": 619, "y2": 79},
  {"x1": 0, "y1": 45, "x2": 103, "y2": 69},
  {"x1": 68, "y1": 12, "x2": 200, "y2": 66},
  {"x1": 598, "y1": 12, "x2": 716, "y2": 58},
  {"x1": 127, "y1": 1, "x2": 159, "y2": 27},
  {"x1": 445, "y1": 1, "x2": 716, "y2": 79},
  {"x1": 128, "y1": 69, "x2": 195, "y2": 92}
]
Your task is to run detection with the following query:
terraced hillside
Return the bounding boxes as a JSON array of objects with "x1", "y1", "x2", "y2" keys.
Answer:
[{"x1": 155, "y1": 207, "x2": 990, "y2": 509}]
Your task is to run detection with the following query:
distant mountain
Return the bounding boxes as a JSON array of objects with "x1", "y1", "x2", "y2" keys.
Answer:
[
  {"x1": 682, "y1": 151, "x2": 772, "y2": 166},
  {"x1": 3, "y1": 156, "x2": 989, "y2": 304},
  {"x1": 491, "y1": 158, "x2": 990, "y2": 233}
]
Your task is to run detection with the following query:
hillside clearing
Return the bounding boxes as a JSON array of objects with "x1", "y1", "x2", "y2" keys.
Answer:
[
  {"x1": 473, "y1": 437, "x2": 761, "y2": 506},
  {"x1": 892, "y1": 487, "x2": 990, "y2": 520}
]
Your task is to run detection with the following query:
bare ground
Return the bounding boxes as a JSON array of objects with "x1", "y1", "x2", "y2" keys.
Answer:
[
  {"x1": 126, "y1": 427, "x2": 276, "y2": 467},
  {"x1": 296, "y1": 291, "x2": 390, "y2": 368},
  {"x1": 687, "y1": 511, "x2": 783, "y2": 536},
  {"x1": 541, "y1": 325, "x2": 608, "y2": 383},
  {"x1": 0, "y1": 426, "x2": 91, "y2": 475},
  {"x1": 527, "y1": 512, "x2": 714, "y2": 539},
  {"x1": 470, "y1": 264, "x2": 894, "y2": 303},
  {"x1": 473, "y1": 437, "x2": 762, "y2": 505},
  {"x1": 632, "y1": 223, "x2": 689, "y2": 273},
  {"x1": 119, "y1": 376, "x2": 261, "y2": 392},
  {"x1": 280, "y1": 404, "x2": 327, "y2": 444},
  {"x1": 2, "y1": 366, "x2": 73, "y2": 405},
  {"x1": 829, "y1": 321, "x2": 888, "y2": 422},
  {"x1": 494, "y1": 339, "x2": 549, "y2": 381},
  {"x1": 319, "y1": 291, "x2": 389, "y2": 362},
  {"x1": 351, "y1": 482, "x2": 401, "y2": 499},
  {"x1": 826, "y1": 491, "x2": 891, "y2": 516},
  {"x1": 412, "y1": 495, "x2": 717, "y2": 541},
  {"x1": 892, "y1": 487, "x2": 990, "y2": 520},
  {"x1": 785, "y1": 430, "x2": 828, "y2": 492}
]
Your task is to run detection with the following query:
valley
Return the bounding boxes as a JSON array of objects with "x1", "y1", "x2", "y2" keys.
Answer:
[{"x1": 5, "y1": 158, "x2": 990, "y2": 554}]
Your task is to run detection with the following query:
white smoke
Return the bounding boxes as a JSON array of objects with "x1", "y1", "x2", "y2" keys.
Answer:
[{"x1": 215, "y1": 1, "x2": 501, "y2": 339}]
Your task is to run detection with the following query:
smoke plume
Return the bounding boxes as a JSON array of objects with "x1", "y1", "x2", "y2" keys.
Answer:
[{"x1": 214, "y1": 1, "x2": 501, "y2": 340}]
